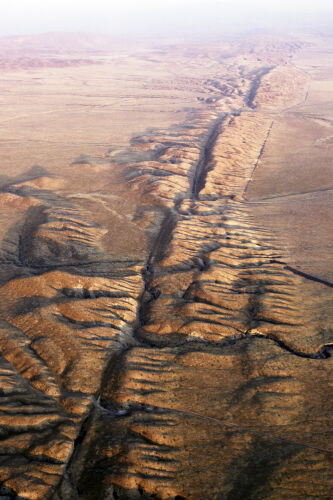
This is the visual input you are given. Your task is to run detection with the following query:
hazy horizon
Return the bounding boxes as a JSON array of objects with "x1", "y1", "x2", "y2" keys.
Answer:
[{"x1": 1, "y1": 0, "x2": 333, "y2": 39}]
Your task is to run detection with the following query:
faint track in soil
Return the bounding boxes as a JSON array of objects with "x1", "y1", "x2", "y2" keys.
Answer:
[{"x1": 242, "y1": 120, "x2": 274, "y2": 200}]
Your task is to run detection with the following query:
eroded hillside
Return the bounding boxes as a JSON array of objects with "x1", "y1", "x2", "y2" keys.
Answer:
[{"x1": 0, "y1": 33, "x2": 331, "y2": 499}]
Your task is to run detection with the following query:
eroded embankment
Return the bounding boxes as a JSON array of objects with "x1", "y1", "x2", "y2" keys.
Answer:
[
  {"x1": 190, "y1": 115, "x2": 226, "y2": 199},
  {"x1": 53, "y1": 104, "x2": 333, "y2": 500},
  {"x1": 246, "y1": 66, "x2": 274, "y2": 108},
  {"x1": 0, "y1": 49, "x2": 332, "y2": 500}
]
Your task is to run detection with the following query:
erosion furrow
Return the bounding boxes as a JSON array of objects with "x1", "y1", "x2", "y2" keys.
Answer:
[
  {"x1": 0, "y1": 36, "x2": 332, "y2": 500},
  {"x1": 190, "y1": 114, "x2": 227, "y2": 199}
]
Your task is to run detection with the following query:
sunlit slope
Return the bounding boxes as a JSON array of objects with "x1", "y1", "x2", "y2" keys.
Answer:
[{"x1": 0, "y1": 33, "x2": 331, "y2": 499}]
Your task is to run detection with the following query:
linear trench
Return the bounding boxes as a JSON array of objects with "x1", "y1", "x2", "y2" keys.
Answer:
[{"x1": 56, "y1": 87, "x2": 332, "y2": 496}]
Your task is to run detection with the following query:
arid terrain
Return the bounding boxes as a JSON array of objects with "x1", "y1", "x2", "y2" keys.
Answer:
[{"x1": 0, "y1": 31, "x2": 331, "y2": 499}]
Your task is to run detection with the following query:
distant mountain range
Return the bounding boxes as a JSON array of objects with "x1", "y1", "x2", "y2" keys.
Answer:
[{"x1": 0, "y1": 31, "x2": 126, "y2": 54}]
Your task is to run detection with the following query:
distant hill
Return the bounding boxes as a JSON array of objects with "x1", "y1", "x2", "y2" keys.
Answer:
[{"x1": 0, "y1": 31, "x2": 123, "y2": 55}]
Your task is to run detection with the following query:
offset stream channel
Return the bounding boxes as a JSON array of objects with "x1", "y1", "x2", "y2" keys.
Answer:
[
  {"x1": 54, "y1": 96, "x2": 333, "y2": 498},
  {"x1": 0, "y1": 33, "x2": 333, "y2": 500}
]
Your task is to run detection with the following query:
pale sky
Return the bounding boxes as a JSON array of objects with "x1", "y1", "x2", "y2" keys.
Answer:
[{"x1": 1, "y1": 0, "x2": 333, "y2": 37}]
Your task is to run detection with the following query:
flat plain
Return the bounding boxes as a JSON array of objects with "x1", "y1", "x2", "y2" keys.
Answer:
[{"x1": 0, "y1": 32, "x2": 331, "y2": 499}]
